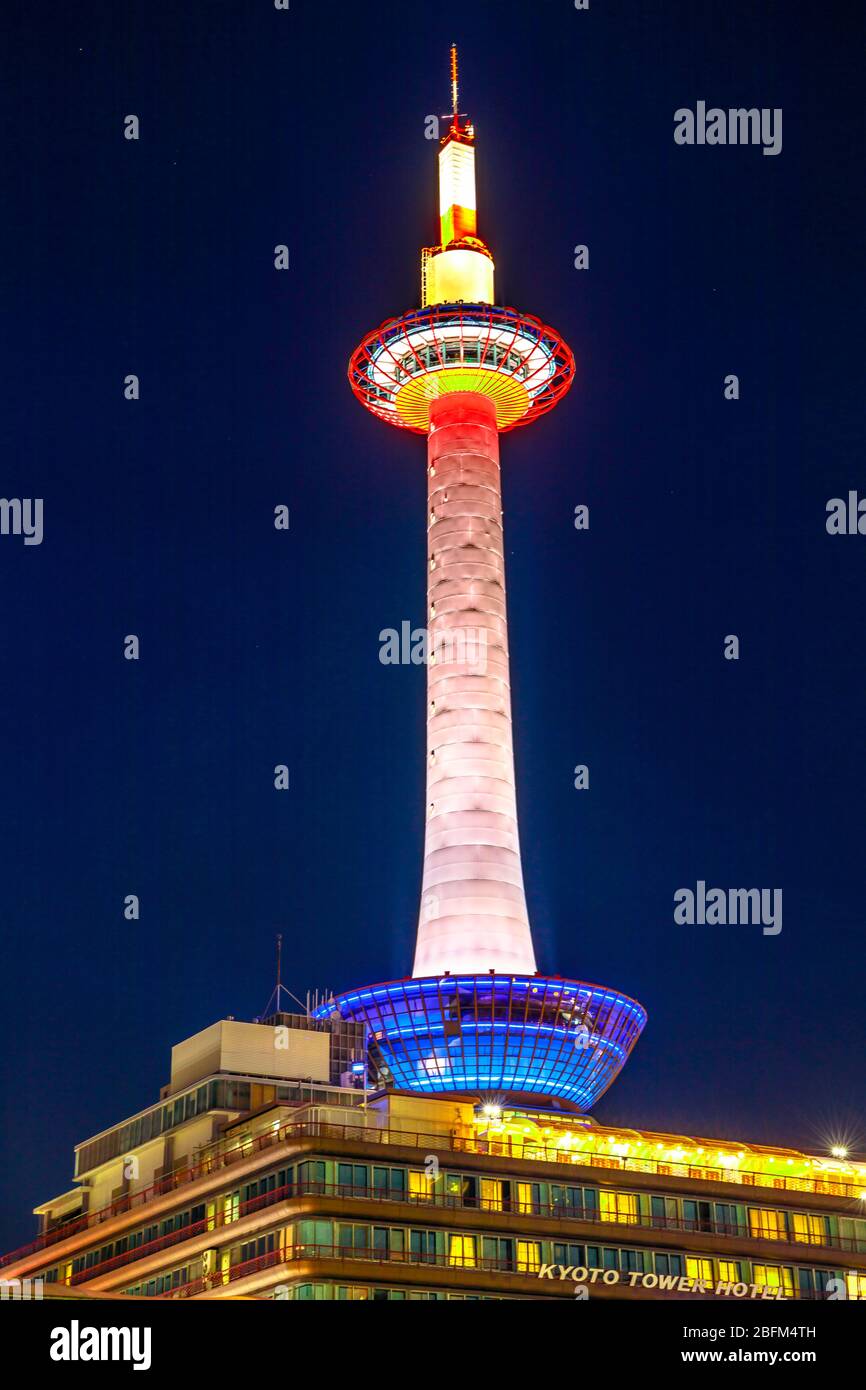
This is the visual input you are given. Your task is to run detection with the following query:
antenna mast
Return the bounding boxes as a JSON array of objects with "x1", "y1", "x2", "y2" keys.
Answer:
[
  {"x1": 450, "y1": 43, "x2": 459, "y2": 129},
  {"x1": 260, "y1": 931, "x2": 308, "y2": 1017}
]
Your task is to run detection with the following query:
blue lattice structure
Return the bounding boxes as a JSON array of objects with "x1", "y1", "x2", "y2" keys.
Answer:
[{"x1": 314, "y1": 976, "x2": 646, "y2": 1110}]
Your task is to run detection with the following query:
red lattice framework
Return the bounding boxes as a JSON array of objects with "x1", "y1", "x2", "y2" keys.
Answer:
[{"x1": 348, "y1": 302, "x2": 576, "y2": 434}]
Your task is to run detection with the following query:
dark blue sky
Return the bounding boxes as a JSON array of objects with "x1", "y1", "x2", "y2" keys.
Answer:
[{"x1": 1, "y1": 0, "x2": 863, "y2": 1251}]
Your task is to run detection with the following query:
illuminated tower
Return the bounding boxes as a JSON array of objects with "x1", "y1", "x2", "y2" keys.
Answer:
[{"x1": 321, "y1": 49, "x2": 645, "y2": 1107}]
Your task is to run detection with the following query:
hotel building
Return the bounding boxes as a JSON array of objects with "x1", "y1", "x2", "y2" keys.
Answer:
[{"x1": 1, "y1": 1013, "x2": 865, "y2": 1302}]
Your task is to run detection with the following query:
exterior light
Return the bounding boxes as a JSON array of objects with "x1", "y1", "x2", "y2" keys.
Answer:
[{"x1": 831, "y1": 1146, "x2": 848, "y2": 1159}]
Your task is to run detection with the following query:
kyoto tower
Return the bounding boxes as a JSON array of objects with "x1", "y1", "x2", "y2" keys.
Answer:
[{"x1": 320, "y1": 49, "x2": 645, "y2": 1108}]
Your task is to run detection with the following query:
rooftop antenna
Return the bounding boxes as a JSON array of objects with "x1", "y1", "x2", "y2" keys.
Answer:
[
  {"x1": 444, "y1": 42, "x2": 470, "y2": 137},
  {"x1": 261, "y1": 932, "x2": 307, "y2": 1017},
  {"x1": 450, "y1": 43, "x2": 459, "y2": 127}
]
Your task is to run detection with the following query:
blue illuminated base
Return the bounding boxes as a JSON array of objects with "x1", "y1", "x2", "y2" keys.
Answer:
[{"x1": 315, "y1": 975, "x2": 646, "y2": 1110}]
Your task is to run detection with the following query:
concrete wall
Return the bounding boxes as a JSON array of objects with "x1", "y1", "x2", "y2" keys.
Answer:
[{"x1": 170, "y1": 1019, "x2": 330, "y2": 1093}]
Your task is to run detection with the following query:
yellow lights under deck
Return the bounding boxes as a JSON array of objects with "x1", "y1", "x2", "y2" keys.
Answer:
[
  {"x1": 394, "y1": 366, "x2": 529, "y2": 430},
  {"x1": 472, "y1": 1109, "x2": 866, "y2": 1198}
]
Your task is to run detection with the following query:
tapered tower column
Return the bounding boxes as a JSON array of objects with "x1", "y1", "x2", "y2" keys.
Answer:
[
  {"x1": 414, "y1": 392, "x2": 536, "y2": 977},
  {"x1": 328, "y1": 48, "x2": 646, "y2": 1109}
]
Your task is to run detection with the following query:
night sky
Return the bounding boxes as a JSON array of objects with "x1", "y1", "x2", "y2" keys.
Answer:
[{"x1": 1, "y1": 0, "x2": 863, "y2": 1252}]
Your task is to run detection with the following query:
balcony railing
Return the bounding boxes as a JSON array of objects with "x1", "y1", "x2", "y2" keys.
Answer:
[
  {"x1": 154, "y1": 1241, "x2": 829, "y2": 1302},
  {"x1": 62, "y1": 1180, "x2": 866, "y2": 1288},
  {"x1": 160, "y1": 1242, "x2": 559, "y2": 1298},
  {"x1": 4, "y1": 1117, "x2": 862, "y2": 1272}
]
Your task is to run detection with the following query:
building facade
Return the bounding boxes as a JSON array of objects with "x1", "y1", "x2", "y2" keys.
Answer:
[{"x1": 2, "y1": 1018, "x2": 865, "y2": 1303}]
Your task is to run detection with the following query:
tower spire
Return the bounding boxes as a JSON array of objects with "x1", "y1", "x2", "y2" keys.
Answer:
[{"x1": 450, "y1": 42, "x2": 459, "y2": 128}]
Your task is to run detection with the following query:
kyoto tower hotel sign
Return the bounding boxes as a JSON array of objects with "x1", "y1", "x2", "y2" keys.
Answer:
[{"x1": 321, "y1": 50, "x2": 645, "y2": 1108}]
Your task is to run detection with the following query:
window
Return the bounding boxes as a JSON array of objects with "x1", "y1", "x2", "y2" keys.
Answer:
[
  {"x1": 845, "y1": 1273, "x2": 866, "y2": 1301},
  {"x1": 410, "y1": 1230, "x2": 437, "y2": 1263},
  {"x1": 654, "y1": 1253, "x2": 684, "y2": 1277},
  {"x1": 686, "y1": 1257, "x2": 714, "y2": 1283},
  {"x1": 753, "y1": 1264, "x2": 794, "y2": 1298},
  {"x1": 683, "y1": 1200, "x2": 712, "y2": 1233},
  {"x1": 599, "y1": 1191, "x2": 638, "y2": 1225},
  {"x1": 239, "y1": 1233, "x2": 277, "y2": 1263},
  {"x1": 515, "y1": 1182, "x2": 540, "y2": 1215},
  {"x1": 337, "y1": 1163, "x2": 367, "y2": 1194},
  {"x1": 337, "y1": 1224, "x2": 369, "y2": 1255},
  {"x1": 297, "y1": 1161, "x2": 325, "y2": 1190},
  {"x1": 651, "y1": 1195, "x2": 677, "y2": 1226},
  {"x1": 448, "y1": 1234, "x2": 477, "y2": 1268},
  {"x1": 408, "y1": 1170, "x2": 435, "y2": 1202},
  {"x1": 718, "y1": 1260, "x2": 744, "y2": 1283},
  {"x1": 797, "y1": 1268, "x2": 815, "y2": 1296},
  {"x1": 482, "y1": 1237, "x2": 513, "y2": 1270},
  {"x1": 516, "y1": 1241, "x2": 541, "y2": 1274},
  {"x1": 446, "y1": 1173, "x2": 478, "y2": 1206},
  {"x1": 620, "y1": 1249, "x2": 644, "y2": 1273},
  {"x1": 748, "y1": 1207, "x2": 786, "y2": 1240},
  {"x1": 791, "y1": 1212, "x2": 825, "y2": 1244},
  {"x1": 553, "y1": 1243, "x2": 585, "y2": 1267},
  {"x1": 480, "y1": 1178, "x2": 503, "y2": 1211},
  {"x1": 295, "y1": 1219, "x2": 332, "y2": 1250},
  {"x1": 715, "y1": 1202, "x2": 743, "y2": 1235},
  {"x1": 372, "y1": 1167, "x2": 405, "y2": 1198},
  {"x1": 244, "y1": 1174, "x2": 277, "y2": 1203}
]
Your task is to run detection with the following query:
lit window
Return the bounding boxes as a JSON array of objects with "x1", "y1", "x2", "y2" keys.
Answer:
[
  {"x1": 748, "y1": 1207, "x2": 785, "y2": 1240},
  {"x1": 515, "y1": 1182, "x2": 538, "y2": 1214},
  {"x1": 686, "y1": 1257, "x2": 714, "y2": 1283},
  {"x1": 480, "y1": 1178, "x2": 503, "y2": 1211},
  {"x1": 791, "y1": 1212, "x2": 824, "y2": 1244},
  {"x1": 753, "y1": 1264, "x2": 794, "y2": 1297},
  {"x1": 599, "y1": 1191, "x2": 638, "y2": 1224},
  {"x1": 408, "y1": 1170, "x2": 434, "y2": 1202},
  {"x1": 845, "y1": 1272, "x2": 866, "y2": 1300},
  {"x1": 516, "y1": 1240, "x2": 541, "y2": 1274},
  {"x1": 448, "y1": 1234, "x2": 476, "y2": 1268}
]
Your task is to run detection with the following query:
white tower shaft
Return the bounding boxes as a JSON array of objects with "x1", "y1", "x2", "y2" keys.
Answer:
[{"x1": 413, "y1": 392, "x2": 537, "y2": 977}]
